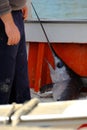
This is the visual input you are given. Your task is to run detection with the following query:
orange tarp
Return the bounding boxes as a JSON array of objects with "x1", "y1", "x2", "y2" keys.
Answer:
[{"x1": 28, "y1": 42, "x2": 87, "y2": 91}]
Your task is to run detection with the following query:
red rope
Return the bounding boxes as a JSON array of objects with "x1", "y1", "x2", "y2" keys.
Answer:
[{"x1": 77, "y1": 124, "x2": 87, "y2": 130}]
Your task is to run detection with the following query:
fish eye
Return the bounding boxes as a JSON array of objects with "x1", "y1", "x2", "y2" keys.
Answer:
[{"x1": 57, "y1": 62, "x2": 64, "y2": 68}]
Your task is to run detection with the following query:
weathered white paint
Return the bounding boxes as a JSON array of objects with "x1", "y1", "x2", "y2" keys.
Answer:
[{"x1": 25, "y1": 20, "x2": 87, "y2": 43}]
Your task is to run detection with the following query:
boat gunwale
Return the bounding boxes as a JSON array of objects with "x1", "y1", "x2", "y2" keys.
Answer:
[{"x1": 25, "y1": 19, "x2": 87, "y2": 24}]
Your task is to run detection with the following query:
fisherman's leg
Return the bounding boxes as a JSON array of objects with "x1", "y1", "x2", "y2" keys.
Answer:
[
  {"x1": 9, "y1": 32, "x2": 31, "y2": 103},
  {"x1": 9, "y1": 11, "x2": 31, "y2": 103},
  {"x1": 0, "y1": 20, "x2": 18, "y2": 104}
]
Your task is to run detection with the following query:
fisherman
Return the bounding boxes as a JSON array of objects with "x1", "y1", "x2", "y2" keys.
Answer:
[{"x1": 0, "y1": 0, "x2": 31, "y2": 104}]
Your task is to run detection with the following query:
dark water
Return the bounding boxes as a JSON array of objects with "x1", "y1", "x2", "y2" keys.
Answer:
[{"x1": 32, "y1": 0, "x2": 87, "y2": 20}]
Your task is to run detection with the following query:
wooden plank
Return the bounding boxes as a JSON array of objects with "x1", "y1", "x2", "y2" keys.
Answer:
[{"x1": 25, "y1": 20, "x2": 87, "y2": 43}]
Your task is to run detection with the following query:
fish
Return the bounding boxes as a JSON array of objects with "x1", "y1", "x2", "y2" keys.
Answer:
[
  {"x1": 40, "y1": 43, "x2": 84, "y2": 101},
  {"x1": 31, "y1": 2, "x2": 84, "y2": 100}
]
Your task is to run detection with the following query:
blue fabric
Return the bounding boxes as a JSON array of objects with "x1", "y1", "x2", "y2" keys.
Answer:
[{"x1": 0, "y1": 10, "x2": 31, "y2": 104}]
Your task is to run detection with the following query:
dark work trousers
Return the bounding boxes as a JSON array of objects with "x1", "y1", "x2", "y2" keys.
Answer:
[{"x1": 0, "y1": 10, "x2": 31, "y2": 104}]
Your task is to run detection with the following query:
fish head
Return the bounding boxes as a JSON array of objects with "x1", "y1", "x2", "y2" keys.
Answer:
[
  {"x1": 47, "y1": 57, "x2": 70, "y2": 83},
  {"x1": 47, "y1": 44, "x2": 71, "y2": 83}
]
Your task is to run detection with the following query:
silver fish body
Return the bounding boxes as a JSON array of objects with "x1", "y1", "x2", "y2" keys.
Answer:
[{"x1": 46, "y1": 44, "x2": 83, "y2": 101}]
